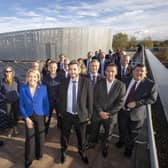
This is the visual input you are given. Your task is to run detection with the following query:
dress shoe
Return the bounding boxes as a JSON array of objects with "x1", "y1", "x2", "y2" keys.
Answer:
[
  {"x1": 78, "y1": 151, "x2": 89, "y2": 164},
  {"x1": 115, "y1": 141, "x2": 124, "y2": 148},
  {"x1": 61, "y1": 151, "x2": 66, "y2": 163},
  {"x1": 25, "y1": 161, "x2": 32, "y2": 168},
  {"x1": 102, "y1": 147, "x2": 108, "y2": 158},
  {"x1": 124, "y1": 148, "x2": 132, "y2": 158}
]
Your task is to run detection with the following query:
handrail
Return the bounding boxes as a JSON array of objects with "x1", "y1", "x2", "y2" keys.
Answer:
[{"x1": 146, "y1": 104, "x2": 159, "y2": 168}]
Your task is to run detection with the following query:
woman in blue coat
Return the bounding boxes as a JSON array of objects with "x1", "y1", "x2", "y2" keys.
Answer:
[{"x1": 19, "y1": 68, "x2": 49, "y2": 168}]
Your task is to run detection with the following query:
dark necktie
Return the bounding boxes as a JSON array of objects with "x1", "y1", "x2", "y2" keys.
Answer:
[
  {"x1": 122, "y1": 67, "x2": 125, "y2": 77},
  {"x1": 125, "y1": 81, "x2": 137, "y2": 107},
  {"x1": 92, "y1": 75, "x2": 96, "y2": 86},
  {"x1": 72, "y1": 81, "x2": 77, "y2": 113}
]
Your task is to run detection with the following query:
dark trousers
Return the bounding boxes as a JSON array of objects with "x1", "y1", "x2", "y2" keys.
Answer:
[
  {"x1": 45, "y1": 102, "x2": 61, "y2": 135},
  {"x1": 25, "y1": 113, "x2": 45, "y2": 166},
  {"x1": 90, "y1": 115, "x2": 117, "y2": 147},
  {"x1": 6, "y1": 102, "x2": 19, "y2": 127},
  {"x1": 120, "y1": 110, "x2": 144, "y2": 151},
  {"x1": 61, "y1": 112, "x2": 87, "y2": 152}
]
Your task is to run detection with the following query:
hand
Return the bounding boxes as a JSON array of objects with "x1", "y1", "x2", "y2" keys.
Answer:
[
  {"x1": 26, "y1": 118, "x2": 33, "y2": 128},
  {"x1": 99, "y1": 112, "x2": 110, "y2": 119},
  {"x1": 127, "y1": 101, "x2": 136, "y2": 109},
  {"x1": 45, "y1": 116, "x2": 49, "y2": 123}
]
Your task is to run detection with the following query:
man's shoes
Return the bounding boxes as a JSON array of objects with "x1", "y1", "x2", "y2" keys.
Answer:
[
  {"x1": 102, "y1": 146, "x2": 108, "y2": 158},
  {"x1": 0, "y1": 140, "x2": 4, "y2": 146},
  {"x1": 61, "y1": 151, "x2": 66, "y2": 163},
  {"x1": 78, "y1": 151, "x2": 89, "y2": 164},
  {"x1": 115, "y1": 141, "x2": 124, "y2": 148},
  {"x1": 25, "y1": 161, "x2": 32, "y2": 168},
  {"x1": 124, "y1": 148, "x2": 132, "y2": 158},
  {"x1": 86, "y1": 142, "x2": 96, "y2": 149}
]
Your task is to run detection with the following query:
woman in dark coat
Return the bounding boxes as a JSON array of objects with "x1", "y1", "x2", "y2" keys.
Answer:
[{"x1": 0, "y1": 66, "x2": 20, "y2": 138}]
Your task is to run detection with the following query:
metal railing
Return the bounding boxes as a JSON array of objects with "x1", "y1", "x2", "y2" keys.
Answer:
[{"x1": 146, "y1": 104, "x2": 159, "y2": 168}]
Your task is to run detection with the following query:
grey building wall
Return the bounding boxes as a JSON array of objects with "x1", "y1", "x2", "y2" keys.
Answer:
[{"x1": 0, "y1": 27, "x2": 112, "y2": 61}]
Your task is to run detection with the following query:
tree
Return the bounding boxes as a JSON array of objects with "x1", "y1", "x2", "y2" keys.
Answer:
[
  {"x1": 129, "y1": 36, "x2": 137, "y2": 49},
  {"x1": 141, "y1": 36, "x2": 153, "y2": 48},
  {"x1": 112, "y1": 33, "x2": 129, "y2": 50}
]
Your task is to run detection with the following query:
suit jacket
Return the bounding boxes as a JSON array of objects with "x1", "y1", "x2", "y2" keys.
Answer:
[
  {"x1": 117, "y1": 65, "x2": 133, "y2": 80},
  {"x1": 98, "y1": 58, "x2": 110, "y2": 76},
  {"x1": 93, "y1": 79, "x2": 126, "y2": 121},
  {"x1": 84, "y1": 73, "x2": 104, "y2": 86},
  {"x1": 19, "y1": 84, "x2": 49, "y2": 119},
  {"x1": 58, "y1": 76, "x2": 93, "y2": 123},
  {"x1": 124, "y1": 77, "x2": 158, "y2": 121}
]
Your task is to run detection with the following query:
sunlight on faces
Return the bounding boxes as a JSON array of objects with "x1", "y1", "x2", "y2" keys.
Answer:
[
  {"x1": 133, "y1": 66, "x2": 147, "y2": 81},
  {"x1": 68, "y1": 64, "x2": 80, "y2": 80},
  {"x1": 121, "y1": 55, "x2": 130, "y2": 67},
  {"x1": 49, "y1": 62, "x2": 57, "y2": 74},
  {"x1": 27, "y1": 69, "x2": 40, "y2": 87},
  {"x1": 105, "y1": 66, "x2": 117, "y2": 82},
  {"x1": 90, "y1": 61, "x2": 100, "y2": 74},
  {"x1": 5, "y1": 67, "x2": 13, "y2": 79}
]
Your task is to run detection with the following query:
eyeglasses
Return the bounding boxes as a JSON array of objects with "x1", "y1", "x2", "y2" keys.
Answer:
[{"x1": 5, "y1": 70, "x2": 12, "y2": 73}]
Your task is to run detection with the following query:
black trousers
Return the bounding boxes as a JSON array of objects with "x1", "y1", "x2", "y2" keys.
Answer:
[
  {"x1": 89, "y1": 114, "x2": 117, "y2": 147},
  {"x1": 61, "y1": 112, "x2": 87, "y2": 152},
  {"x1": 25, "y1": 113, "x2": 45, "y2": 166},
  {"x1": 45, "y1": 102, "x2": 61, "y2": 135},
  {"x1": 119, "y1": 110, "x2": 144, "y2": 150}
]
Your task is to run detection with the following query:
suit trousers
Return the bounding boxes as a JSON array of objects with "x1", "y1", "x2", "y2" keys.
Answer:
[
  {"x1": 90, "y1": 115, "x2": 117, "y2": 147},
  {"x1": 45, "y1": 102, "x2": 61, "y2": 135},
  {"x1": 61, "y1": 112, "x2": 87, "y2": 152},
  {"x1": 25, "y1": 112, "x2": 45, "y2": 166},
  {"x1": 121, "y1": 110, "x2": 144, "y2": 150}
]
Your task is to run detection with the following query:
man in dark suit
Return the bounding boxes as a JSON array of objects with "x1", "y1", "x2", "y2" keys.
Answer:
[
  {"x1": 90, "y1": 63, "x2": 126, "y2": 157},
  {"x1": 57, "y1": 53, "x2": 65, "y2": 72},
  {"x1": 84, "y1": 59, "x2": 104, "y2": 87},
  {"x1": 116, "y1": 64, "x2": 158, "y2": 158},
  {"x1": 117, "y1": 54, "x2": 132, "y2": 80},
  {"x1": 58, "y1": 60, "x2": 93, "y2": 164},
  {"x1": 84, "y1": 51, "x2": 93, "y2": 74},
  {"x1": 98, "y1": 51, "x2": 110, "y2": 76}
]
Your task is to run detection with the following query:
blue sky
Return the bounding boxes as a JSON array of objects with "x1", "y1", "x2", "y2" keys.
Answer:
[{"x1": 0, "y1": 0, "x2": 167, "y2": 40}]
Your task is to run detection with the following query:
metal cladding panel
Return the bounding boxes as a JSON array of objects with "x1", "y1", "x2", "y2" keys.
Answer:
[{"x1": 0, "y1": 28, "x2": 112, "y2": 61}]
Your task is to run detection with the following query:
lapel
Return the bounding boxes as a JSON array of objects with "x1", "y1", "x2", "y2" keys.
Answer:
[
  {"x1": 77, "y1": 76, "x2": 82, "y2": 101},
  {"x1": 135, "y1": 79, "x2": 145, "y2": 95},
  {"x1": 25, "y1": 84, "x2": 33, "y2": 100},
  {"x1": 108, "y1": 79, "x2": 117, "y2": 96}
]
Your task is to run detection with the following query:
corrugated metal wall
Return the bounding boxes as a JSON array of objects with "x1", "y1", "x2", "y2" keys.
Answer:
[{"x1": 0, "y1": 27, "x2": 112, "y2": 61}]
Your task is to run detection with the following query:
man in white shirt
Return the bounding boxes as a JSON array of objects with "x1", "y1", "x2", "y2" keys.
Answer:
[{"x1": 90, "y1": 63, "x2": 126, "y2": 157}]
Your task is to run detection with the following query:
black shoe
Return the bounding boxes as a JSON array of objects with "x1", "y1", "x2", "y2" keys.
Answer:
[
  {"x1": 78, "y1": 151, "x2": 89, "y2": 164},
  {"x1": 0, "y1": 140, "x2": 4, "y2": 146},
  {"x1": 25, "y1": 161, "x2": 32, "y2": 168},
  {"x1": 124, "y1": 148, "x2": 132, "y2": 158},
  {"x1": 61, "y1": 151, "x2": 66, "y2": 163},
  {"x1": 115, "y1": 141, "x2": 124, "y2": 148},
  {"x1": 102, "y1": 147, "x2": 108, "y2": 158},
  {"x1": 87, "y1": 142, "x2": 96, "y2": 149}
]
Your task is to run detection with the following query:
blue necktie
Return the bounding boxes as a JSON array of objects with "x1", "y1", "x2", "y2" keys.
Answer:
[
  {"x1": 72, "y1": 81, "x2": 77, "y2": 113},
  {"x1": 92, "y1": 75, "x2": 96, "y2": 86},
  {"x1": 122, "y1": 67, "x2": 125, "y2": 77}
]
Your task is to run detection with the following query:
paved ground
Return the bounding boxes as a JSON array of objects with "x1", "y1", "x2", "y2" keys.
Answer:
[{"x1": 0, "y1": 114, "x2": 134, "y2": 168}]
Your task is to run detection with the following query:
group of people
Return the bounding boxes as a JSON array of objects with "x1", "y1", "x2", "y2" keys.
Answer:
[{"x1": 0, "y1": 50, "x2": 158, "y2": 168}]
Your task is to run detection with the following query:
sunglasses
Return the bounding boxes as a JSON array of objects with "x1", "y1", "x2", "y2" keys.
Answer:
[{"x1": 5, "y1": 70, "x2": 12, "y2": 73}]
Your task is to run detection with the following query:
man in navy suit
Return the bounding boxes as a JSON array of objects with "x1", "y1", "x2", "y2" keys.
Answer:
[
  {"x1": 84, "y1": 51, "x2": 93, "y2": 74},
  {"x1": 116, "y1": 64, "x2": 158, "y2": 158},
  {"x1": 58, "y1": 60, "x2": 93, "y2": 164},
  {"x1": 117, "y1": 54, "x2": 132, "y2": 80}
]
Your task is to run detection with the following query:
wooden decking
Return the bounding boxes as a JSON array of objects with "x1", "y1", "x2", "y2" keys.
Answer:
[{"x1": 0, "y1": 114, "x2": 135, "y2": 168}]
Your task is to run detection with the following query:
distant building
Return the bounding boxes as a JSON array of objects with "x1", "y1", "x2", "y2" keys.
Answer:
[{"x1": 0, "y1": 27, "x2": 112, "y2": 61}]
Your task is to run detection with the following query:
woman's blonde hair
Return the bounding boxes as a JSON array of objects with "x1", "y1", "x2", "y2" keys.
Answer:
[{"x1": 26, "y1": 68, "x2": 41, "y2": 84}]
